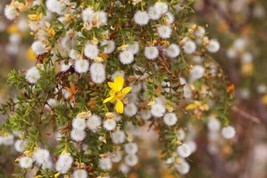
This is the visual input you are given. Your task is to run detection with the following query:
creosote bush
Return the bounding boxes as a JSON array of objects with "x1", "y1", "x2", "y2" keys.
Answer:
[{"x1": 1, "y1": 0, "x2": 235, "y2": 177}]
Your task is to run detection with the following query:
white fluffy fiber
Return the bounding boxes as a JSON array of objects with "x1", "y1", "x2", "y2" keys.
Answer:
[{"x1": 90, "y1": 63, "x2": 106, "y2": 84}]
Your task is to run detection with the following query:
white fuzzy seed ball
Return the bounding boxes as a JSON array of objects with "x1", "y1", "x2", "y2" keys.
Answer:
[
  {"x1": 72, "y1": 117, "x2": 86, "y2": 131},
  {"x1": 46, "y1": 0, "x2": 61, "y2": 14},
  {"x1": 101, "y1": 40, "x2": 116, "y2": 54},
  {"x1": 103, "y1": 119, "x2": 116, "y2": 131},
  {"x1": 177, "y1": 129, "x2": 186, "y2": 141},
  {"x1": 221, "y1": 126, "x2": 236, "y2": 139},
  {"x1": 26, "y1": 66, "x2": 41, "y2": 84},
  {"x1": 19, "y1": 156, "x2": 33, "y2": 169},
  {"x1": 75, "y1": 60, "x2": 89, "y2": 74},
  {"x1": 241, "y1": 52, "x2": 253, "y2": 63},
  {"x1": 124, "y1": 143, "x2": 138, "y2": 155},
  {"x1": 69, "y1": 49, "x2": 80, "y2": 60},
  {"x1": 33, "y1": 148, "x2": 50, "y2": 165},
  {"x1": 18, "y1": 19, "x2": 28, "y2": 32},
  {"x1": 95, "y1": 11, "x2": 107, "y2": 26},
  {"x1": 87, "y1": 114, "x2": 102, "y2": 132},
  {"x1": 119, "y1": 163, "x2": 130, "y2": 174},
  {"x1": 186, "y1": 140, "x2": 197, "y2": 153},
  {"x1": 119, "y1": 50, "x2": 134, "y2": 64},
  {"x1": 165, "y1": 12, "x2": 174, "y2": 24},
  {"x1": 9, "y1": 33, "x2": 21, "y2": 44},
  {"x1": 157, "y1": 25, "x2": 172, "y2": 39},
  {"x1": 195, "y1": 26, "x2": 205, "y2": 37},
  {"x1": 144, "y1": 46, "x2": 159, "y2": 60},
  {"x1": 226, "y1": 48, "x2": 237, "y2": 59},
  {"x1": 148, "y1": 6, "x2": 161, "y2": 20},
  {"x1": 90, "y1": 63, "x2": 106, "y2": 84},
  {"x1": 82, "y1": 8, "x2": 94, "y2": 23},
  {"x1": 233, "y1": 38, "x2": 247, "y2": 51},
  {"x1": 175, "y1": 159, "x2": 190, "y2": 175},
  {"x1": 134, "y1": 10, "x2": 150, "y2": 26},
  {"x1": 190, "y1": 65, "x2": 205, "y2": 80},
  {"x1": 124, "y1": 103, "x2": 138, "y2": 117},
  {"x1": 163, "y1": 112, "x2": 178, "y2": 126},
  {"x1": 155, "y1": 2, "x2": 168, "y2": 15},
  {"x1": 207, "y1": 117, "x2": 221, "y2": 132},
  {"x1": 125, "y1": 154, "x2": 138, "y2": 167},
  {"x1": 183, "y1": 40, "x2": 196, "y2": 54},
  {"x1": 32, "y1": 41, "x2": 46, "y2": 55},
  {"x1": 177, "y1": 143, "x2": 192, "y2": 158},
  {"x1": 257, "y1": 84, "x2": 267, "y2": 94},
  {"x1": 4, "y1": 5, "x2": 17, "y2": 20},
  {"x1": 84, "y1": 43, "x2": 99, "y2": 59},
  {"x1": 140, "y1": 110, "x2": 152, "y2": 120},
  {"x1": 14, "y1": 140, "x2": 26, "y2": 153},
  {"x1": 111, "y1": 151, "x2": 122, "y2": 163},
  {"x1": 166, "y1": 44, "x2": 180, "y2": 58},
  {"x1": 56, "y1": 153, "x2": 73, "y2": 174},
  {"x1": 71, "y1": 129, "x2": 86, "y2": 142},
  {"x1": 150, "y1": 103, "x2": 166, "y2": 118},
  {"x1": 111, "y1": 130, "x2": 126, "y2": 144},
  {"x1": 207, "y1": 39, "x2": 220, "y2": 53},
  {"x1": 127, "y1": 93, "x2": 138, "y2": 103},
  {"x1": 72, "y1": 169, "x2": 88, "y2": 178},
  {"x1": 127, "y1": 42, "x2": 139, "y2": 55},
  {"x1": 0, "y1": 134, "x2": 14, "y2": 145},
  {"x1": 99, "y1": 157, "x2": 112, "y2": 170}
]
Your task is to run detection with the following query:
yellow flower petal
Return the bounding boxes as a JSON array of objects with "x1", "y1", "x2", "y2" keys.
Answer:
[
  {"x1": 115, "y1": 99, "x2": 124, "y2": 113},
  {"x1": 108, "y1": 82, "x2": 114, "y2": 89},
  {"x1": 27, "y1": 48, "x2": 36, "y2": 61},
  {"x1": 113, "y1": 76, "x2": 124, "y2": 92},
  {"x1": 202, "y1": 104, "x2": 209, "y2": 111},
  {"x1": 117, "y1": 44, "x2": 129, "y2": 51},
  {"x1": 7, "y1": 24, "x2": 20, "y2": 34},
  {"x1": 103, "y1": 96, "x2": 114, "y2": 103},
  {"x1": 110, "y1": 97, "x2": 117, "y2": 103},
  {"x1": 54, "y1": 172, "x2": 60, "y2": 178},
  {"x1": 262, "y1": 94, "x2": 267, "y2": 105},
  {"x1": 185, "y1": 103, "x2": 197, "y2": 110},
  {"x1": 109, "y1": 90, "x2": 115, "y2": 96},
  {"x1": 121, "y1": 87, "x2": 132, "y2": 96}
]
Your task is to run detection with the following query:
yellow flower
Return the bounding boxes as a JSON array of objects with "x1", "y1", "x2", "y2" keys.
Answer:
[
  {"x1": 241, "y1": 62, "x2": 253, "y2": 76},
  {"x1": 77, "y1": 111, "x2": 92, "y2": 119},
  {"x1": 103, "y1": 76, "x2": 132, "y2": 113},
  {"x1": 47, "y1": 27, "x2": 55, "y2": 37},
  {"x1": 93, "y1": 56, "x2": 104, "y2": 62},
  {"x1": 7, "y1": 24, "x2": 21, "y2": 34},
  {"x1": 185, "y1": 101, "x2": 209, "y2": 111},
  {"x1": 54, "y1": 172, "x2": 60, "y2": 178},
  {"x1": 28, "y1": 13, "x2": 43, "y2": 21},
  {"x1": 117, "y1": 44, "x2": 128, "y2": 51},
  {"x1": 26, "y1": 47, "x2": 36, "y2": 61},
  {"x1": 262, "y1": 94, "x2": 267, "y2": 105}
]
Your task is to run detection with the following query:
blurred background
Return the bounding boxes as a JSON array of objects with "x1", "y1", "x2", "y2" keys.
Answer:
[{"x1": 0, "y1": 0, "x2": 267, "y2": 178}]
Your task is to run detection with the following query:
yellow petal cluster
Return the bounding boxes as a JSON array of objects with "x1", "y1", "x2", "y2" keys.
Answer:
[{"x1": 103, "y1": 76, "x2": 132, "y2": 113}]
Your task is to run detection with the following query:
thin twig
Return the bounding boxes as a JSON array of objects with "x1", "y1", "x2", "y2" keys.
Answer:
[{"x1": 232, "y1": 105, "x2": 261, "y2": 124}]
